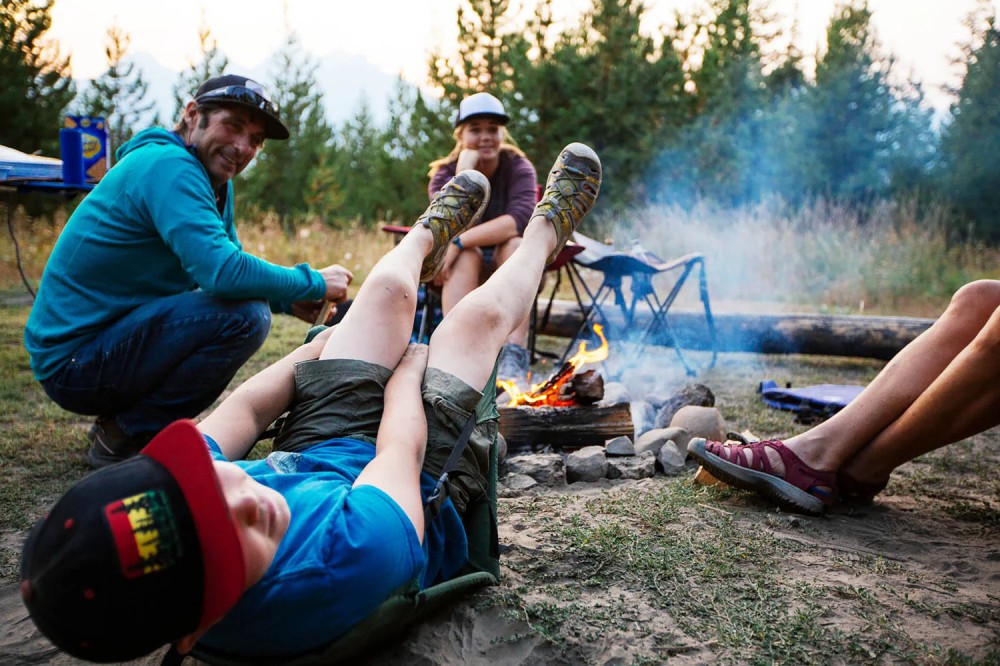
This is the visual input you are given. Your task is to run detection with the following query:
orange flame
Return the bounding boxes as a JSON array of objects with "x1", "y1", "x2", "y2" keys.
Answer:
[{"x1": 498, "y1": 324, "x2": 609, "y2": 407}]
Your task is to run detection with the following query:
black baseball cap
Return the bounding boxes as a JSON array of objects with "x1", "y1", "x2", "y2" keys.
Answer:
[
  {"x1": 194, "y1": 74, "x2": 290, "y2": 140},
  {"x1": 20, "y1": 420, "x2": 246, "y2": 662}
]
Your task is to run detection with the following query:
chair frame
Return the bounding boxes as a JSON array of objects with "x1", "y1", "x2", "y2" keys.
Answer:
[{"x1": 553, "y1": 233, "x2": 718, "y2": 377}]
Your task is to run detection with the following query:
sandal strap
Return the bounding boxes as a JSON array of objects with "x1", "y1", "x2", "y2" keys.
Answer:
[
  {"x1": 706, "y1": 439, "x2": 776, "y2": 476},
  {"x1": 707, "y1": 438, "x2": 838, "y2": 505}
]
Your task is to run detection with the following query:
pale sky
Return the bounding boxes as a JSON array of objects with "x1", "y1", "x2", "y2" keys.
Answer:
[{"x1": 44, "y1": 0, "x2": 999, "y2": 113}]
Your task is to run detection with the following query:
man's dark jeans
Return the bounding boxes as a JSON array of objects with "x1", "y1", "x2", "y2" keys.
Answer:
[{"x1": 41, "y1": 290, "x2": 271, "y2": 439}]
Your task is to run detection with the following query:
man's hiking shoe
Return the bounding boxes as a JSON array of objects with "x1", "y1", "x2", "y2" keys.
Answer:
[
  {"x1": 418, "y1": 170, "x2": 490, "y2": 282},
  {"x1": 535, "y1": 143, "x2": 602, "y2": 265},
  {"x1": 87, "y1": 417, "x2": 150, "y2": 469}
]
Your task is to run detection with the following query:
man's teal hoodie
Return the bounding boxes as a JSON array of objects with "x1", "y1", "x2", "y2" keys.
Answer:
[{"x1": 25, "y1": 128, "x2": 326, "y2": 381}]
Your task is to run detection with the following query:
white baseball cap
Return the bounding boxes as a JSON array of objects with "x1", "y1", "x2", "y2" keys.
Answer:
[{"x1": 455, "y1": 92, "x2": 510, "y2": 127}]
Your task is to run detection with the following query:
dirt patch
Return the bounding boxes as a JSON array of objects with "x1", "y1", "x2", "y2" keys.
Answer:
[
  {"x1": 3, "y1": 336, "x2": 998, "y2": 663},
  {"x1": 4, "y1": 444, "x2": 999, "y2": 664}
]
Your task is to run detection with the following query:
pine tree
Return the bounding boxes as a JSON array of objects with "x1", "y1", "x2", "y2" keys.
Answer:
[
  {"x1": 328, "y1": 98, "x2": 385, "y2": 226},
  {"x1": 0, "y1": 0, "x2": 75, "y2": 155},
  {"x1": 171, "y1": 22, "x2": 229, "y2": 121},
  {"x1": 801, "y1": 0, "x2": 934, "y2": 202},
  {"x1": 939, "y1": 3, "x2": 1000, "y2": 237},
  {"x1": 238, "y1": 31, "x2": 336, "y2": 230},
  {"x1": 76, "y1": 24, "x2": 156, "y2": 162}
]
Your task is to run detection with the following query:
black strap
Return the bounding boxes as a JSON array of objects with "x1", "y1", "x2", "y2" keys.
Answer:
[{"x1": 423, "y1": 411, "x2": 478, "y2": 525}]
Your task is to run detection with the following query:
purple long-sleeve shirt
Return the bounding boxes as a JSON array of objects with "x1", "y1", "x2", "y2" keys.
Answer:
[{"x1": 428, "y1": 150, "x2": 538, "y2": 235}]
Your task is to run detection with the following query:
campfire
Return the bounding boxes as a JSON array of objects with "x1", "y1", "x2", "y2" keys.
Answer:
[{"x1": 498, "y1": 324, "x2": 609, "y2": 407}]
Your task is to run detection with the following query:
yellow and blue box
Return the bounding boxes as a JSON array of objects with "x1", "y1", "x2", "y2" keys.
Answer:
[{"x1": 63, "y1": 116, "x2": 109, "y2": 183}]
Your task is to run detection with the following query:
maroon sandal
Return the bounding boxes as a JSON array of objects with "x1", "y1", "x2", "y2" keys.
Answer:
[
  {"x1": 837, "y1": 470, "x2": 888, "y2": 505},
  {"x1": 687, "y1": 437, "x2": 837, "y2": 515}
]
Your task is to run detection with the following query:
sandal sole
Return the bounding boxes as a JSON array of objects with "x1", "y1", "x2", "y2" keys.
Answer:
[{"x1": 687, "y1": 438, "x2": 825, "y2": 516}]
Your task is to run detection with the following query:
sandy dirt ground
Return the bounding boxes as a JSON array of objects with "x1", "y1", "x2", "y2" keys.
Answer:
[{"x1": 4, "y1": 433, "x2": 998, "y2": 665}]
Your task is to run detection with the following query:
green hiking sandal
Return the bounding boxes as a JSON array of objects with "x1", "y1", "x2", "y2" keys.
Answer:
[
  {"x1": 418, "y1": 170, "x2": 490, "y2": 282},
  {"x1": 535, "y1": 143, "x2": 602, "y2": 265}
]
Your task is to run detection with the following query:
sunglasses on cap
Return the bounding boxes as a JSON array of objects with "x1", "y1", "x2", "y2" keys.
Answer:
[{"x1": 195, "y1": 84, "x2": 280, "y2": 117}]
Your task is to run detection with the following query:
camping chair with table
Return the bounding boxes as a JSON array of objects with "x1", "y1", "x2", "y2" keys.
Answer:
[{"x1": 552, "y1": 232, "x2": 718, "y2": 376}]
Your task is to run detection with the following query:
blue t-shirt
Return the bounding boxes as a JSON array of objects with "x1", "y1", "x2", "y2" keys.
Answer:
[{"x1": 198, "y1": 435, "x2": 469, "y2": 657}]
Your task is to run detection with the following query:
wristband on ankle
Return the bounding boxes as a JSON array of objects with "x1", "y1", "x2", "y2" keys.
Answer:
[{"x1": 452, "y1": 237, "x2": 464, "y2": 250}]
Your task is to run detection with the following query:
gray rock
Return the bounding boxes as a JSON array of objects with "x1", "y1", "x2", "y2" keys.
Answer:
[
  {"x1": 604, "y1": 435, "x2": 635, "y2": 456},
  {"x1": 566, "y1": 446, "x2": 608, "y2": 483},
  {"x1": 598, "y1": 381, "x2": 631, "y2": 406},
  {"x1": 644, "y1": 390, "x2": 674, "y2": 410},
  {"x1": 607, "y1": 452, "x2": 656, "y2": 480},
  {"x1": 503, "y1": 473, "x2": 538, "y2": 491},
  {"x1": 654, "y1": 383, "x2": 716, "y2": 429},
  {"x1": 669, "y1": 406, "x2": 726, "y2": 443},
  {"x1": 630, "y1": 399, "x2": 655, "y2": 438},
  {"x1": 657, "y1": 440, "x2": 687, "y2": 475},
  {"x1": 634, "y1": 426, "x2": 691, "y2": 456},
  {"x1": 506, "y1": 453, "x2": 565, "y2": 486}
]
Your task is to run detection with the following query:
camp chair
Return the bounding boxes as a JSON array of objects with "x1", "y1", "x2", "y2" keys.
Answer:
[
  {"x1": 178, "y1": 364, "x2": 503, "y2": 666},
  {"x1": 557, "y1": 232, "x2": 718, "y2": 376}
]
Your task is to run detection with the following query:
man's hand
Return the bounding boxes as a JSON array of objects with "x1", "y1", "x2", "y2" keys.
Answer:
[
  {"x1": 319, "y1": 264, "x2": 353, "y2": 302},
  {"x1": 290, "y1": 300, "x2": 336, "y2": 325}
]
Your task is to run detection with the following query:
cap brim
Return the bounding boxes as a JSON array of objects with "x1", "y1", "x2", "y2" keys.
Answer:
[
  {"x1": 455, "y1": 112, "x2": 510, "y2": 128},
  {"x1": 141, "y1": 420, "x2": 246, "y2": 629},
  {"x1": 211, "y1": 99, "x2": 290, "y2": 140}
]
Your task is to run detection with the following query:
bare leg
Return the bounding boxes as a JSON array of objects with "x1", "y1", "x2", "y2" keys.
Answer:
[
  {"x1": 841, "y1": 300, "x2": 1000, "y2": 481},
  {"x1": 758, "y1": 281, "x2": 1000, "y2": 478},
  {"x1": 492, "y1": 237, "x2": 531, "y2": 348},
  {"x1": 318, "y1": 227, "x2": 432, "y2": 367},
  {"x1": 440, "y1": 251, "x2": 483, "y2": 315},
  {"x1": 427, "y1": 217, "x2": 554, "y2": 388}
]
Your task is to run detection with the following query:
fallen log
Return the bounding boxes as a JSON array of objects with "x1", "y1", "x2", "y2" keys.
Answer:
[
  {"x1": 536, "y1": 299, "x2": 934, "y2": 361},
  {"x1": 498, "y1": 402, "x2": 632, "y2": 449}
]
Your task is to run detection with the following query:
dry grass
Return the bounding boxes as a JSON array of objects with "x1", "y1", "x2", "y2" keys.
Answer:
[{"x1": 4, "y1": 197, "x2": 995, "y2": 318}]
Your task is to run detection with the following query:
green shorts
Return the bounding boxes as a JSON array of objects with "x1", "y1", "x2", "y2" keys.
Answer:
[{"x1": 272, "y1": 358, "x2": 497, "y2": 515}]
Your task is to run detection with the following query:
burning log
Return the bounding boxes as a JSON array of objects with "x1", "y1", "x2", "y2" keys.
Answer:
[
  {"x1": 499, "y1": 325, "x2": 609, "y2": 407},
  {"x1": 569, "y1": 370, "x2": 604, "y2": 405},
  {"x1": 498, "y1": 402, "x2": 633, "y2": 449}
]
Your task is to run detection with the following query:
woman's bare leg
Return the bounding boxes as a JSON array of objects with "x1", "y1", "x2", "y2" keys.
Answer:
[{"x1": 764, "y1": 280, "x2": 1000, "y2": 478}]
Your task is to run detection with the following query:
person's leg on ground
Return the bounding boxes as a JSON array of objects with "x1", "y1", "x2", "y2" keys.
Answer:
[
  {"x1": 688, "y1": 279, "x2": 1000, "y2": 512},
  {"x1": 839, "y1": 290, "x2": 1000, "y2": 483},
  {"x1": 40, "y1": 291, "x2": 271, "y2": 466},
  {"x1": 440, "y1": 249, "x2": 484, "y2": 315}
]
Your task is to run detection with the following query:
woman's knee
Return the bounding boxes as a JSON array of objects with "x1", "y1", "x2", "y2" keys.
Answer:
[{"x1": 945, "y1": 280, "x2": 1000, "y2": 326}]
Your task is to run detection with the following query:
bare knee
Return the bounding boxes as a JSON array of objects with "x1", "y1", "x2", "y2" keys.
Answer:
[
  {"x1": 367, "y1": 266, "x2": 417, "y2": 306},
  {"x1": 443, "y1": 297, "x2": 506, "y2": 338},
  {"x1": 943, "y1": 280, "x2": 1000, "y2": 330}
]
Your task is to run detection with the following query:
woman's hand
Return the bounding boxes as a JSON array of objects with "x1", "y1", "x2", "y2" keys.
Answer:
[{"x1": 456, "y1": 148, "x2": 481, "y2": 172}]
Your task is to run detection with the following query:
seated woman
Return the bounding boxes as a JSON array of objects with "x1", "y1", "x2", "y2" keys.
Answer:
[
  {"x1": 688, "y1": 280, "x2": 1000, "y2": 515},
  {"x1": 427, "y1": 92, "x2": 538, "y2": 384}
]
